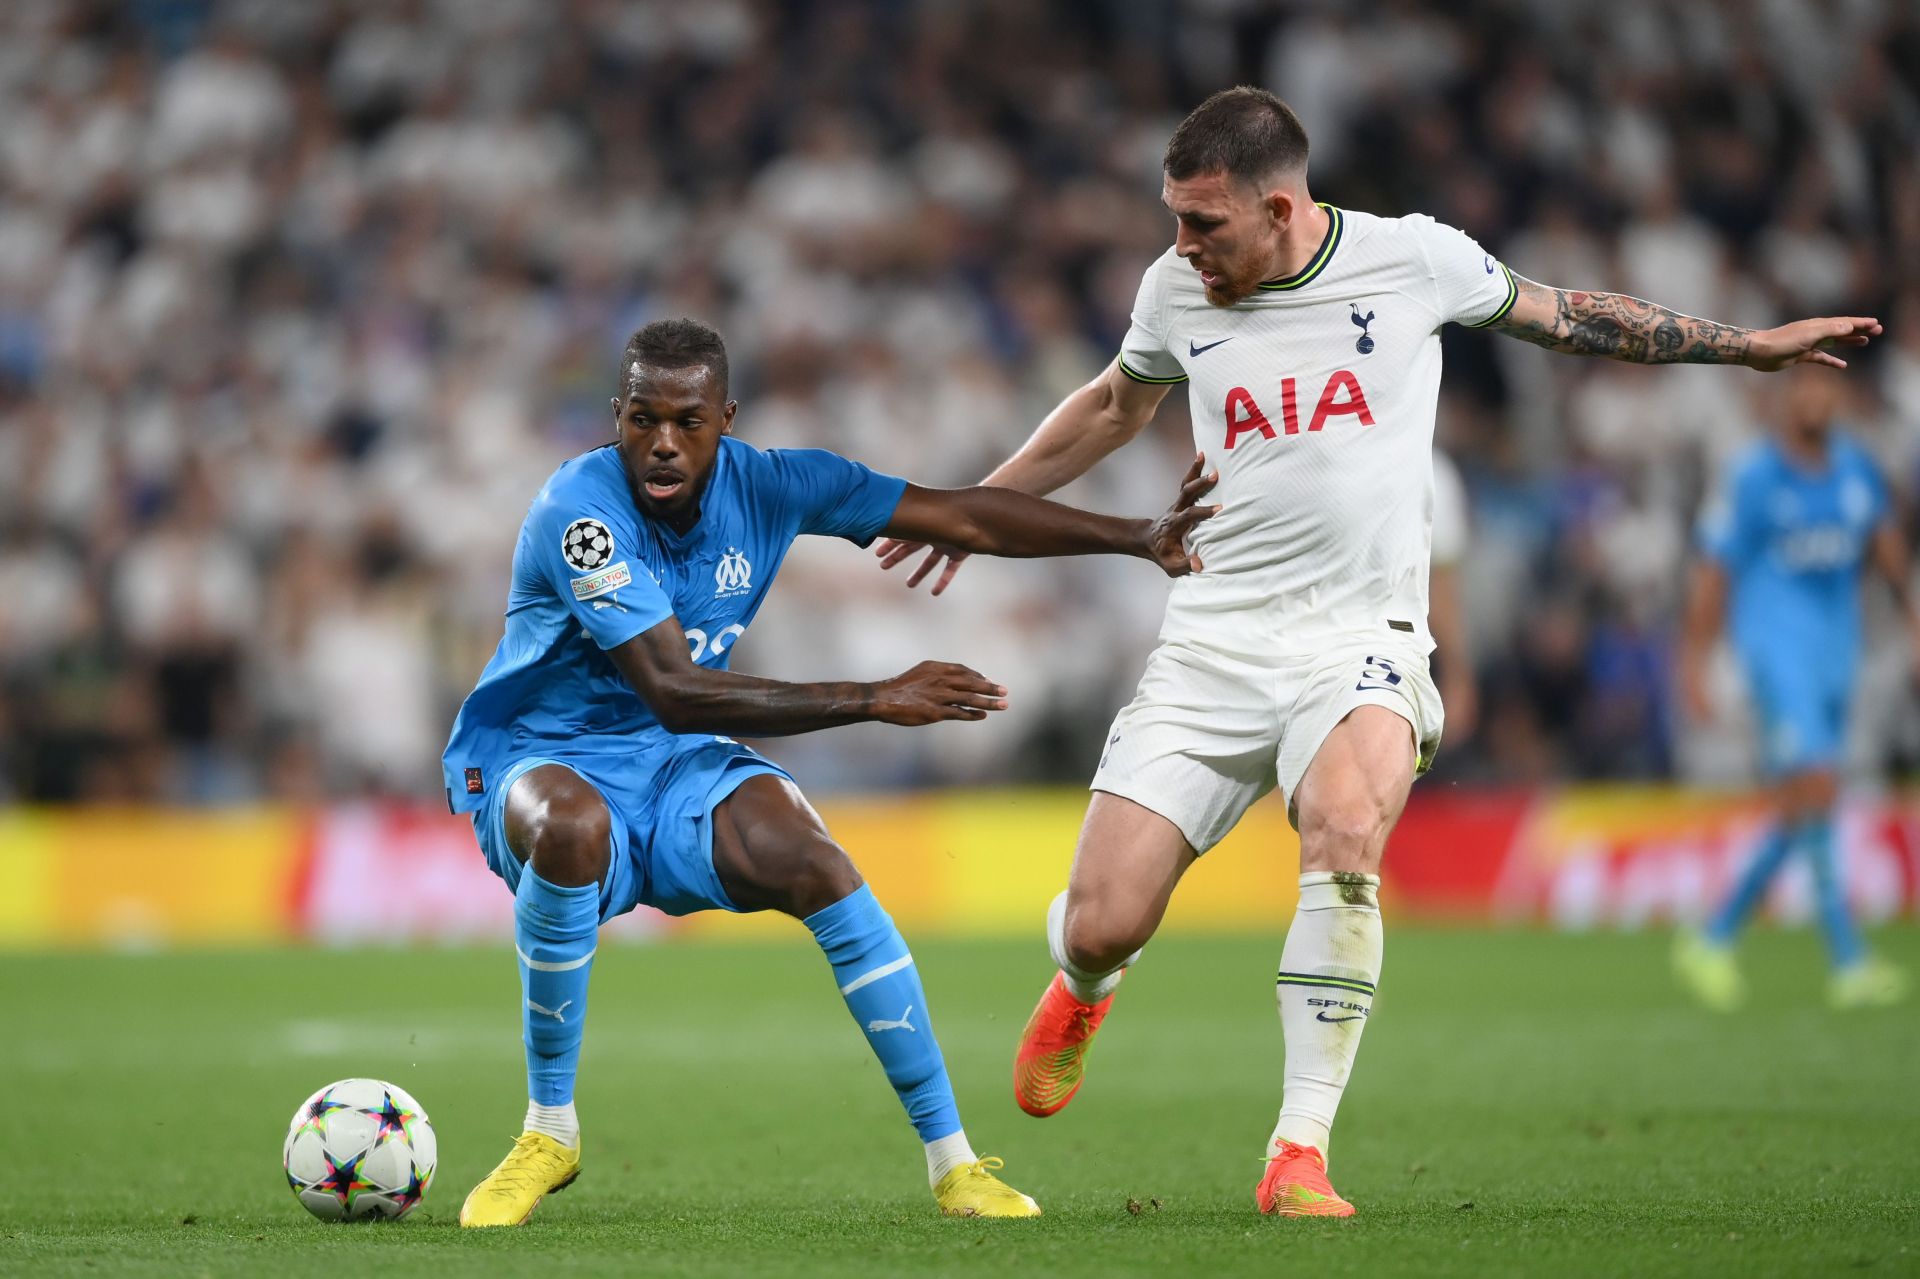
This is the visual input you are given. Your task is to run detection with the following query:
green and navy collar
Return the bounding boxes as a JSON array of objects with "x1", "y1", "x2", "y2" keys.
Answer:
[{"x1": 1258, "y1": 203, "x2": 1342, "y2": 291}]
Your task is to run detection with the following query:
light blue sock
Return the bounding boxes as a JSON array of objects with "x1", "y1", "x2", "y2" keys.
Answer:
[
  {"x1": 805, "y1": 885, "x2": 962, "y2": 1142},
  {"x1": 1705, "y1": 821, "x2": 1797, "y2": 945},
  {"x1": 515, "y1": 866, "x2": 600, "y2": 1107},
  {"x1": 1800, "y1": 815, "x2": 1866, "y2": 968}
]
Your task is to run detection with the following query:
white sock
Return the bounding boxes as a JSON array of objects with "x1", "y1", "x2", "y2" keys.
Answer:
[
  {"x1": 1046, "y1": 890, "x2": 1137, "y2": 1003},
  {"x1": 1269, "y1": 872, "x2": 1383, "y2": 1159},
  {"x1": 925, "y1": 1130, "x2": 978, "y2": 1187},
  {"x1": 525, "y1": 1098, "x2": 579, "y2": 1149}
]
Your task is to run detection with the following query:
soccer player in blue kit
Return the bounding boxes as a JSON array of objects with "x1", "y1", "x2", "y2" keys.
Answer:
[
  {"x1": 443, "y1": 318, "x2": 1218, "y2": 1226},
  {"x1": 1676, "y1": 365, "x2": 1917, "y2": 1011}
]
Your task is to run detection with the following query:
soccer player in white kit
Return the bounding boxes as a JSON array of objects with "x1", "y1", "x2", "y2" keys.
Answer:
[{"x1": 877, "y1": 86, "x2": 1882, "y2": 1217}]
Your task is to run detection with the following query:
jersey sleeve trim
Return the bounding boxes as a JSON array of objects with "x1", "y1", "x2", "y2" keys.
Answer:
[
  {"x1": 1118, "y1": 357, "x2": 1188, "y2": 385},
  {"x1": 1462, "y1": 263, "x2": 1518, "y2": 328},
  {"x1": 1258, "y1": 204, "x2": 1344, "y2": 291}
]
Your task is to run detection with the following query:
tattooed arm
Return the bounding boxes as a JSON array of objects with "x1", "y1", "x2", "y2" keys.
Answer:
[{"x1": 1492, "y1": 276, "x2": 1882, "y2": 371}]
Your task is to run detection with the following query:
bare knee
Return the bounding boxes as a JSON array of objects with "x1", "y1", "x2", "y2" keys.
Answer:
[
  {"x1": 761, "y1": 837, "x2": 863, "y2": 919},
  {"x1": 1061, "y1": 897, "x2": 1154, "y2": 974},
  {"x1": 505, "y1": 766, "x2": 613, "y2": 888},
  {"x1": 1297, "y1": 801, "x2": 1392, "y2": 875},
  {"x1": 1780, "y1": 769, "x2": 1838, "y2": 819}
]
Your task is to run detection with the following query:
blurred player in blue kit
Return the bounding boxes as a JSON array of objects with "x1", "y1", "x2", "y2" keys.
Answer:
[
  {"x1": 441, "y1": 319, "x2": 1217, "y2": 1226},
  {"x1": 1677, "y1": 365, "x2": 1917, "y2": 1010}
]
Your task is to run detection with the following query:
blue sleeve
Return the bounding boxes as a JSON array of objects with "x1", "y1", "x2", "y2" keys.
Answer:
[
  {"x1": 1698, "y1": 461, "x2": 1763, "y2": 571},
  {"x1": 769, "y1": 448, "x2": 908, "y2": 545},
  {"x1": 527, "y1": 493, "x2": 674, "y2": 650}
]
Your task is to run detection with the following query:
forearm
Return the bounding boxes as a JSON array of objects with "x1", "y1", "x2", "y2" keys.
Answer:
[
  {"x1": 656, "y1": 670, "x2": 875, "y2": 737},
  {"x1": 923, "y1": 486, "x2": 1151, "y2": 560},
  {"x1": 1498, "y1": 278, "x2": 1755, "y2": 365},
  {"x1": 983, "y1": 369, "x2": 1153, "y2": 495},
  {"x1": 1680, "y1": 564, "x2": 1727, "y2": 663}
]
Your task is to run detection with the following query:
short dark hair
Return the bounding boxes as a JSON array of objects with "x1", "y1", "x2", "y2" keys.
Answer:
[
  {"x1": 621, "y1": 318, "x2": 730, "y2": 395},
  {"x1": 1163, "y1": 86, "x2": 1310, "y2": 186}
]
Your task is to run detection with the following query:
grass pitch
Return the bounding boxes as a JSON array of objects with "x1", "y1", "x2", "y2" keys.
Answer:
[{"x1": 1, "y1": 926, "x2": 1915, "y2": 1277}]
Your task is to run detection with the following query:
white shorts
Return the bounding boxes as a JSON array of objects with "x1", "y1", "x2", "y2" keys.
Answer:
[{"x1": 1089, "y1": 630, "x2": 1443, "y2": 852}]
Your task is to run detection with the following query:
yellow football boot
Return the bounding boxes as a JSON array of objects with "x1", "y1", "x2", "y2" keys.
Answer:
[
  {"x1": 459, "y1": 1131, "x2": 582, "y2": 1227},
  {"x1": 933, "y1": 1156, "x2": 1041, "y2": 1218},
  {"x1": 1828, "y1": 957, "x2": 1909, "y2": 1010},
  {"x1": 1672, "y1": 931, "x2": 1745, "y2": 1012}
]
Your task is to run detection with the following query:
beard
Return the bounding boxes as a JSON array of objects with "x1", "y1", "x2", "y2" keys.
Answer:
[{"x1": 1203, "y1": 273, "x2": 1257, "y2": 307}]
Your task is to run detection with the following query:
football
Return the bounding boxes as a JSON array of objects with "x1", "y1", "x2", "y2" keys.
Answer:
[{"x1": 282, "y1": 1078, "x2": 437, "y2": 1222}]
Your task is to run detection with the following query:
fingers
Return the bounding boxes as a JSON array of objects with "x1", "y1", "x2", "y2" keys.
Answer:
[
  {"x1": 1173, "y1": 502, "x2": 1222, "y2": 533},
  {"x1": 876, "y1": 539, "x2": 924, "y2": 570},
  {"x1": 929, "y1": 556, "x2": 965, "y2": 596},
  {"x1": 1176, "y1": 467, "x2": 1221, "y2": 509},
  {"x1": 903, "y1": 547, "x2": 945, "y2": 588},
  {"x1": 929, "y1": 665, "x2": 1007, "y2": 719},
  {"x1": 1802, "y1": 350, "x2": 1848, "y2": 369}
]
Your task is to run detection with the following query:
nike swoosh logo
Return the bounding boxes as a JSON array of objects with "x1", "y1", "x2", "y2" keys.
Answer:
[
  {"x1": 1315, "y1": 1011, "x2": 1366, "y2": 1023},
  {"x1": 1189, "y1": 337, "x2": 1234, "y2": 356},
  {"x1": 1483, "y1": 255, "x2": 1496, "y2": 274}
]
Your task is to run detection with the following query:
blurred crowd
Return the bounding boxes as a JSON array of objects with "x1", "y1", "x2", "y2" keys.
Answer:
[{"x1": 4, "y1": 0, "x2": 1920, "y2": 804}]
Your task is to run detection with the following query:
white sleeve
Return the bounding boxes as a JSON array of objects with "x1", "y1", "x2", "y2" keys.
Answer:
[
  {"x1": 1430, "y1": 449, "x2": 1469, "y2": 565},
  {"x1": 1117, "y1": 257, "x2": 1187, "y2": 385},
  {"x1": 1416, "y1": 215, "x2": 1519, "y2": 329}
]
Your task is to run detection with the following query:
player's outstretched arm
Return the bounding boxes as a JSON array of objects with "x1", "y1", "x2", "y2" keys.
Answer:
[
  {"x1": 1492, "y1": 277, "x2": 1881, "y2": 371},
  {"x1": 610, "y1": 617, "x2": 1010, "y2": 735},
  {"x1": 881, "y1": 452, "x2": 1218, "y2": 576},
  {"x1": 874, "y1": 359, "x2": 1173, "y2": 593}
]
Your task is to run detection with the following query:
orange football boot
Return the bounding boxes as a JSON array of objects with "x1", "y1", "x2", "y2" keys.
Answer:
[
  {"x1": 1013, "y1": 972, "x2": 1116, "y2": 1117},
  {"x1": 1255, "y1": 1140, "x2": 1354, "y2": 1217}
]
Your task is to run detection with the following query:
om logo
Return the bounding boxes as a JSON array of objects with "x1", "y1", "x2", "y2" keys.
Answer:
[{"x1": 714, "y1": 547, "x2": 752, "y2": 595}]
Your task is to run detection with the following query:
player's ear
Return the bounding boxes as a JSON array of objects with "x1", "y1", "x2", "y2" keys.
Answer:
[
  {"x1": 1263, "y1": 186, "x2": 1295, "y2": 231},
  {"x1": 722, "y1": 400, "x2": 737, "y2": 435},
  {"x1": 609, "y1": 396, "x2": 621, "y2": 435}
]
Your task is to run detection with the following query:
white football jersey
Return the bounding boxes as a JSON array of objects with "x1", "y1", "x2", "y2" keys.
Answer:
[{"x1": 1120, "y1": 204, "x2": 1514, "y2": 652}]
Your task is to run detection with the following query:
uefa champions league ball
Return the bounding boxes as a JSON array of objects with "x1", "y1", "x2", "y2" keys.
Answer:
[{"x1": 282, "y1": 1078, "x2": 437, "y2": 1221}]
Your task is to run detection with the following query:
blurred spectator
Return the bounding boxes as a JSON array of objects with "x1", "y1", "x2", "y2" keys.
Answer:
[{"x1": 2, "y1": 0, "x2": 1918, "y2": 803}]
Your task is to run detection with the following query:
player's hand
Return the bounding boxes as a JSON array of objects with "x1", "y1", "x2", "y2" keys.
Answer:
[
  {"x1": 1144, "y1": 453, "x2": 1221, "y2": 576},
  {"x1": 869, "y1": 661, "x2": 1008, "y2": 725},
  {"x1": 1746, "y1": 317, "x2": 1882, "y2": 372},
  {"x1": 874, "y1": 538, "x2": 971, "y2": 596}
]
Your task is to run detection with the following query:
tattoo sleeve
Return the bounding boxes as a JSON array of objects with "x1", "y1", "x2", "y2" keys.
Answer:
[{"x1": 1493, "y1": 276, "x2": 1754, "y2": 365}]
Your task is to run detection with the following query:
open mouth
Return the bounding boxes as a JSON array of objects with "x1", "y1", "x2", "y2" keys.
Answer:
[
  {"x1": 643, "y1": 469, "x2": 685, "y2": 500},
  {"x1": 1198, "y1": 268, "x2": 1221, "y2": 288}
]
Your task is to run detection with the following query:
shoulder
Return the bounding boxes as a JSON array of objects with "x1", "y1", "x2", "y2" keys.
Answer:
[
  {"x1": 1832, "y1": 434, "x2": 1879, "y2": 475},
  {"x1": 1725, "y1": 442, "x2": 1780, "y2": 494},
  {"x1": 530, "y1": 446, "x2": 637, "y2": 529},
  {"x1": 1341, "y1": 207, "x2": 1439, "y2": 251}
]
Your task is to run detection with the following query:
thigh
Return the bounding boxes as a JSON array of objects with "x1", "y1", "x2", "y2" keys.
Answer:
[
  {"x1": 1091, "y1": 640, "x2": 1280, "y2": 853},
  {"x1": 1290, "y1": 705, "x2": 1419, "y2": 875},
  {"x1": 474, "y1": 755, "x2": 638, "y2": 921},
  {"x1": 709, "y1": 773, "x2": 863, "y2": 919},
  {"x1": 1746, "y1": 661, "x2": 1839, "y2": 778},
  {"x1": 1277, "y1": 639, "x2": 1442, "y2": 826},
  {"x1": 1066, "y1": 791, "x2": 1199, "y2": 935}
]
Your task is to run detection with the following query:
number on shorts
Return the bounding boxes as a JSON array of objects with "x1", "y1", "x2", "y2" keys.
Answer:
[{"x1": 1356, "y1": 655, "x2": 1402, "y2": 691}]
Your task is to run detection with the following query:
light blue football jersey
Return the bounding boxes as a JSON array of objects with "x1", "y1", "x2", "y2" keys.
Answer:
[
  {"x1": 1698, "y1": 433, "x2": 1886, "y2": 673},
  {"x1": 441, "y1": 437, "x2": 906, "y2": 813}
]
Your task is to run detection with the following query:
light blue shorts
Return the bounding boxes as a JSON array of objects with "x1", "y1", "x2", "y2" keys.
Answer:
[
  {"x1": 1742, "y1": 655, "x2": 1852, "y2": 777},
  {"x1": 472, "y1": 736, "x2": 792, "y2": 919}
]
